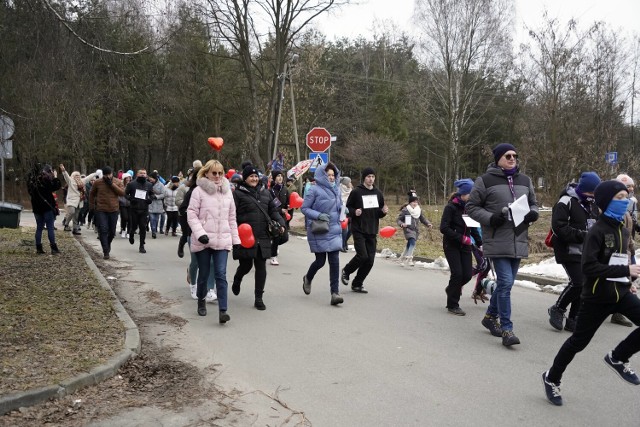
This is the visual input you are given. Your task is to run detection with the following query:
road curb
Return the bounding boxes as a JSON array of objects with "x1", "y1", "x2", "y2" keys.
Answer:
[{"x1": 0, "y1": 236, "x2": 141, "y2": 415}]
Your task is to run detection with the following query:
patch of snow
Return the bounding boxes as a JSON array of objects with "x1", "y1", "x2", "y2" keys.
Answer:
[{"x1": 518, "y1": 257, "x2": 568, "y2": 279}]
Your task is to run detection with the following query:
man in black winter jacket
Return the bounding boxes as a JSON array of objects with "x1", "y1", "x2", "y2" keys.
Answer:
[
  {"x1": 547, "y1": 172, "x2": 601, "y2": 332},
  {"x1": 542, "y1": 180, "x2": 640, "y2": 406},
  {"x1": 341, "y1": 167, "x2": 388, "y2": 293},
  {"x1": 125, "y1": 169, "x2": 154, "y2": 253}
]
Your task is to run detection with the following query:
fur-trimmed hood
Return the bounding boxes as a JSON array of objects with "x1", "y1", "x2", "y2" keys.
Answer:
[{"x1": 196, "y1": 177, "x2": 230, "y2": 195}]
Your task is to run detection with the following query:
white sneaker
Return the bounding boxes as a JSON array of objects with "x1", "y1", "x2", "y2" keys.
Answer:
[
  {"x1": 190, "y1": 284, "x2": 197, "y2": 300},
  {"x1": 120, "y1": 230, "x2": 126, "y2": 238},
  {"x1": 270, "y1": 257, "x2": 279, "y2": 265},
  {"x1": 206, "y1": 289, "x2": 217, "y2": 303}
]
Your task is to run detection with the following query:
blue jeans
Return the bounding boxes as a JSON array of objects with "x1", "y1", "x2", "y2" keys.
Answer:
[
  {"x1": 195, "y1": 249, "x2": 228, "y2": 311},
  {"x1": 149, "y1": 213, "x2": 161, "y2": 233},
  {"x1": 306, "y1": 251, "x2": 340, "y2": 294},
  {"x1": 94, "y1": 211, "x2": 119, "y2": 255},
  {"x1": 34, "y1": 210, "x2": 56, "y2": 246},
  {"x1": 486, "y1": 257, "x2": 520, "y2": 331},
  {"x1": 188, "y1": 236, "x2": 215, "y2": 289},
  {"x1": 402, "y1": 237, "x2": 416, "y2": 258}
]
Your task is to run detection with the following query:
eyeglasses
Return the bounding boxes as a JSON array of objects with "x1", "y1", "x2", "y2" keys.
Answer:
[
  {"x1": 210, "y1": 171, "x2": 224, "y2": 176},
  {"x1": 504, "y1": 154, "x2": 518, "y2": 160}
]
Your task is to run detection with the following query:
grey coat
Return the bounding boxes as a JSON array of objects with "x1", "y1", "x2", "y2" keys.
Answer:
[
  {"x1": 466, "y1": 164, "x2": 538, "y2": 258},
  {"x1": 149, "y1": 181, "x2": 166, "y2": 214}
]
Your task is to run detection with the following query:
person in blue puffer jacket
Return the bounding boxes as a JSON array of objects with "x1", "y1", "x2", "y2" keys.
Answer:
[{"x1": 301, "y1": 162, "x2": 345, "y2": 306}]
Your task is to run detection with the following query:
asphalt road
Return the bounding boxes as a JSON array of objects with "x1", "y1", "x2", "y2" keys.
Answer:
[{"x1": 46, "y1": 216, "x2": 640, "y2": 426}]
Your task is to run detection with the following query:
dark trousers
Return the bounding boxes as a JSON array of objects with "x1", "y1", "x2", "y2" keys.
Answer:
[
  {"x1": 95, "y1": 211, "x2": 119, "y2": 255},
  {"x1": 130, "y1": 210, "x2": 149, "y2": 245},
  {"x1": 165, "y1": 211, "x2": 178, "y2": 233},
  {"x1": 119, "y1": 206, "x2": 130, "y2": 232},
  {"x1": 195, "y1": 248, "x2": 228, "y2": 311},
  {"x1": 34, "y1": 210, "x2": 56, "y2": 246},
  {"x1": 443, "y1": 247, "x2": 473, "y2": 309},
  {"x1": 548, "y1": 291, "x2": 640, "y2": 383},
  {"x1": 234, "y1": 253, "x2": 267, "y2": 297},
  {"x1": 343, "y1": 232, "x2": 377, "y2": 287},
  {"x1": 306, "y1": 251, "x2": 341, "y2": 294},
  {"x1": 555, "y1": 262, "x2": 583, "y2": 319}
]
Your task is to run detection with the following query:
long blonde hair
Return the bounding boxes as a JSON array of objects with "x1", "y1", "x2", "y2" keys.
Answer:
[{"x1": 198, "y1": 160, "x2": 224, "y2": 178}]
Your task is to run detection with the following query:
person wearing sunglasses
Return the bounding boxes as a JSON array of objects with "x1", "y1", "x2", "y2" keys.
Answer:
[
  {"x1": 187, "y1": 160, "x2": 240, "y2": 323},
  {"x1": 467, "y1": 143, "x2": 539, "y2": 347}
]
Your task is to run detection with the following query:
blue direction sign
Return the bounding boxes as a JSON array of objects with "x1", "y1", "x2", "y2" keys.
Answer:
[
  {"x1": 606, "y1": 152, "x2": 618, "y2": 164},
  {"x1": 309, "y1": 152, "x2": 329, "y2": 172}
]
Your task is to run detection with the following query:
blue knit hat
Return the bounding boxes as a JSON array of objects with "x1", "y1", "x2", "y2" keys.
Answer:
[
  {"x1": 492, "y1": 143, "x2": 517, "y2": 164},
  {"x1": 454, "y1": 178, "x2": 474, "y2": 195},
  {"x1": 576, "y1": 171, "x2": 601, "y2": 194}
]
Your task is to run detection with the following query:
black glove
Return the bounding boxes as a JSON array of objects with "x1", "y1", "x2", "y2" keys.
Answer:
[
  {"x1": 490, "y1": 212, "x2": 506, "y2": 228},
  {"x1": 149, "y1": 193, "x2": 157, "y2": 200},
  {"x1": 103, "y1": 177, "x2": 112, "y2": 186},
  {"x1": 523, "y1": 211, "x2": 539, "y2": 223},
  {"x1": 198, "y1": 235, "x2": 209, "y2": 244}
]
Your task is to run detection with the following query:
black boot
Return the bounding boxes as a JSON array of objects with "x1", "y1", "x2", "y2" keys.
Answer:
[
  {"x1": 198, "y1": 299, "x2": 207, "y2": 316},
  {"x1": 219, "y1": 310, "x2": 230, "y2": 324},
  {"x1": 36, "y1": 244, "x2": 45, "y2": 254},
  {"x1": 139, "y1": 245, "x2": 146, "y2": 254},
  {"x1": 50, "y1": 243, "x2": 60, "y2": 254},
  {"x1": 254, "y1": 297, "x2": 266, "y2": 311},
  {"x1": 177, "y1": 237, "x2": 186, "y2": 258}
]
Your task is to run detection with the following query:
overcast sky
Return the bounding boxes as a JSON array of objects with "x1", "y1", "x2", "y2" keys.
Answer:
[{"x1": 315, "y1": 0, "x2": 639, "y2": 43}]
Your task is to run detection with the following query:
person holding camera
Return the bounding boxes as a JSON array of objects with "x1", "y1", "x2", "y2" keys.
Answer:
[
  {"x1": 187, "y1": 160, "x2": 239, "y2": 323},
  {"x1": 231, "y1": 165, "x2": 285, "y2": 311},
  {"x1": 89, "y1": 166, "x2": 125, "y2": 260}
]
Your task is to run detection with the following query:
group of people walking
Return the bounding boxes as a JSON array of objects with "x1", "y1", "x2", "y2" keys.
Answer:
[{"x1": 28, "y1": 141, "x2": 640, "y2": 407}]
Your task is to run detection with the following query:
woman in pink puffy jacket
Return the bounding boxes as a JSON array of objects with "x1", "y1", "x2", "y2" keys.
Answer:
[{"x1": 187, "y1": 160, "x2": 240, "y2": 323}]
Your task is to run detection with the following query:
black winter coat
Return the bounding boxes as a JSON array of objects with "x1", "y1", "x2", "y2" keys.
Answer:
[
  {"x1": 581, "y1": 215, "x2": 632, "y2": 304},
  {"x1": 28, "y1": 176, "x2": 62, "y2": 215},
  {"x1": 270, "y1": 183, "x2": 289, "y2": 223},
  {"x1": 440, "y1": 197, "x2": 482, "y2": 252},
  {"x1": 125, "y1": 179, "x2": 154, "y2": 211},
  {"x1": 551, "y1": 184, "x2": 599, "y2": 264},
  {"x1": 233, "y1": 182, "x2": 285, "y2": 259},
  {"x1": 178, "y1": 186, "x2": 195, "y2": 237}
]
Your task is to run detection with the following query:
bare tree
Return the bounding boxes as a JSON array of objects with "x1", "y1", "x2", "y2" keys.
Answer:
[
  {"x1": 202, "y1": 0, "x2": 349, "y2": 169},
  {"x1": 414, "y1": 0, "x2": 514, "y2": 198}
]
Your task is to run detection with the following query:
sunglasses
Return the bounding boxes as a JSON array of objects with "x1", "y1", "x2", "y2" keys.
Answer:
[
  {"x1": 504, "y1": 154, "x2": 518, "y2": 160},
  {"x1": 210, "y1": 171, "x2": 224, "y2": 176}
]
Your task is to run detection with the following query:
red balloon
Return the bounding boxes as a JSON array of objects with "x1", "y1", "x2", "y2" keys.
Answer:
[
  {"x1": 341, "y1": 219, "x2": 348, "y2": 230},
  {"x1": 285, "y1": 212, "x2": 291, "y2": 221},
  {"x1": 207, "y1": 137, "x2": 224, "y2": 151},
  {"x1": 379, "y1": 226, "x2": 396, "y2": 238},
  {"x1": 289, "y1": 192, "x2": 303, "y2": 209},
  {"x1": 242, "y1": 234, "x2": 255, "y2": 248},
  {"x1": 226, "y1": 168, "x2": 236, "y2": 180},
  {"x1": 238, "y1": 223, "x2": 255, "y2": 248}
]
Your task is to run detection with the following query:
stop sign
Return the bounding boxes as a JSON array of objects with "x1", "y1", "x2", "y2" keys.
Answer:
[{"x1": 306, "y1": 127, "x2": 332, "y2": 153}]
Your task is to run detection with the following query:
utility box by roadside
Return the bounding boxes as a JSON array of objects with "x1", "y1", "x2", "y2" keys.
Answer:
[{"x1": 0, "y1": 202, "x2": 23, "y2": 228}]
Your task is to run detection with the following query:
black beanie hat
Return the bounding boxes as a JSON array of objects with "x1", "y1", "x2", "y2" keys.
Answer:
[
  {"x1": 408, "y1": 191, "x2": 419, "y2": 203},
  {"x1": 492, "y1": 143, "x2": 517, "y2": 164},
  {"x1": 242, "y1": 165, "x2": 259, "y2": 181},
  {"x1": 148, "y1": 171, "x2": 158, "y2": 180},
  {"x1": 271, "y1": 170, "x2": 283, "y2": 180},
  {"x1": 102, "y1": 166, "x2": 113, "y2": 176},
  {"x1": 361, "y1": 167, "x2": 376, "y2": 181},
  {"x1": 594, "y1": 180, "x2": 628, "y2": 212}
]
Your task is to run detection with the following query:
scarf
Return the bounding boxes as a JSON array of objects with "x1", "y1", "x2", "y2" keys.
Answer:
[
  {"x1": 406, "y1": 204, "x2": 421, "y2": 219},
  {"x1": 73, "y1": 175, "x2": 85, "y2": 199}
]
